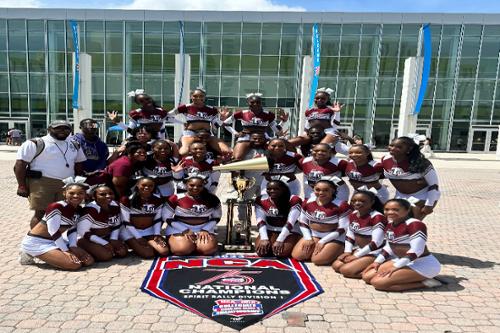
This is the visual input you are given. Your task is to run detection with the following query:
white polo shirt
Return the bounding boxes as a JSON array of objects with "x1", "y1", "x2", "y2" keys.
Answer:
[{"x1": 17, "y1": 134, "x2": 87, "y2": 180}]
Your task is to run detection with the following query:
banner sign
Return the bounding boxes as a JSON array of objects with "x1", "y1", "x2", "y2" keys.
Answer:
[
  {"x1": 142, "y1": 255, "x2": 323, "y2": 330},
  {"x1": 308, "y1": 23, "x2": 321, "y2": 108},
  {"x1": 414, "y1": 24, "x2": 432, "y2": 115},
  {"x1": 70, "y1": 20, "x2": 80, "y2": 110}
]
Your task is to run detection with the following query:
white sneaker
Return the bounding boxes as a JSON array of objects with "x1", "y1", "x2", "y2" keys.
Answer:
[
  {"x1": 422, "y1": 278, "x2": 442, "y2": 288},
  {"x1": 19, "y1": 251, "x2": 36, "y2": 265}
]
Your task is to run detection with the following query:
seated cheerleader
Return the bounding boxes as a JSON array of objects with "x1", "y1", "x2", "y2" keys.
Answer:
[
  {"x1": 20, "y1": 177, "x2": 94, "y2": 270},
  {"x1": 292, "y1": 178, "x2": 352, "y2": 265},
  {"x1": 382, "y1": 137, "x2": 441, "y2": 219},
  {"x1": 106, "y1": 142, "x2": 147, "y2": 197},
  {"x1": 169, "y1": 88, "x2": 231, "y2": 157},
  {"x1": 175, "y1": 142, "x2": 220, "y2": 194},
  {"x1": 346, "y1": 144, "x2": 389, "y2": 203},
  {"x1": 299, "y1": 143, "x2": 350, "y2": 200},
  {"x1": 165, "y1": 174, "x2": 222, "y2": 256},
  {"x1": 289, "y1": 88, "x2": 343, "y2": 147},
  {"x1": 332, "y1": 189, "x2": 387, "y2": 278},
  {"x1": 254, "y1": 178, "x2": 302, "y2": 258},
  {"x1": 77, "y1": 185, "x2": 128, "y2": 262},
  {"x1": 222, "y1": 93, "x2": 284, "y2": 161},
  {"x1": 361, "y1": 199, "x2": 442, "y2": 291},
  {"x1": 142, "y1": 140, "x2": 182, "y2": 198},
  {"x1": 262, "y1": 138, "x2": 302, "y2": 196},
  {"x1": 120, "y1": 177, "x2": 169, "y2": 258}
]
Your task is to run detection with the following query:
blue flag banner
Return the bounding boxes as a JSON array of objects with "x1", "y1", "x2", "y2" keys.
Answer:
[
  {"x1": 414, "y1": 24, "x2": 431, "y2": 115},
  {"x1": 308, "y1": 24, "x2": 320, "y2": 108},
  {"x1": 70, "y1": 20, "x2": 80, "y2": 110}
]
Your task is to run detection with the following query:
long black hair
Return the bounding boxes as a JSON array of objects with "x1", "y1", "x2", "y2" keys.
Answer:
[
  {"x1": 395, "y1": 137, "x2": 431, "y2": 173},
  {"x1": 130, "y1": 176, "x2": 156, "y2": 208},
  {"x1": 184, "y1": 175, "x2": 220, "y2": 207},
  {"x1": 134, "y1": 93, "x2": 161, "y2": 109},
  {"x1": 354, "y1": 190, "x2": 384, "y2": 214},
  {"x1": 267, "y1": 180, "x2": 292, "y2": 216}
]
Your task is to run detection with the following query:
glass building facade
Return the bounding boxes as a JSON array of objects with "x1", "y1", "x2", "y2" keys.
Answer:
[{"x1": 0, "y1": 9, "x2": 499, "y2": 151}]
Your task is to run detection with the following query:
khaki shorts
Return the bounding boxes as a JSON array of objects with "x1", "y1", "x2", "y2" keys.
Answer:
[{"x1": 27, "y1": 177, "x2": 64, "y2": 211}]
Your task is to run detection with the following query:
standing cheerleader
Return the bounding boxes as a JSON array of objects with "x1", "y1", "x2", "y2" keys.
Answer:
[
  {"x1": 292, "y1": 178, "x2": 352, "y2": 265},
  {"x1": 77, "y1": 185, "x2": 128, "y2": 262},
  {"x1": 142, "y1": 140, "x2": 182, "y2": 197},
  {"x1": 20, "y1": 178, "x2": 94, "y2": 270},
  {"x1": 254, "y1": 179, "x2": 302, "y2": 258},
  {"x1": 361, "y1": 199, "x2": 442, "y2": 291},
  {"x1": 346, "y1": 144, "x2": 389, "y2": 203},
  {"x1": 120, "y1": 177, "x2": 169, "y2": 258},
  {"x1": 332, "y1": 190, "x2": 387, "y2": 278},
  {"x1": 382, "y1": 137, "x2": 440, "y2": 219},
  {"x1": 165, "y1": 175, "x2": 222, "y2": 256}
]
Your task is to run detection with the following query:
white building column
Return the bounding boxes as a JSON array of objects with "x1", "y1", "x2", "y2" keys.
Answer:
[
  {"x1": 72, "y1": 52, "x2": 92, "y2": 133},
  {"x1": 397, "y1": 57, "x2": 422, "y2": 138},
  {"x1": 174, "y1": 54, "x2": 190, "y2": 142},
  {"x1": 298, "y1": 55, "x2": 313, "y2": 135}
]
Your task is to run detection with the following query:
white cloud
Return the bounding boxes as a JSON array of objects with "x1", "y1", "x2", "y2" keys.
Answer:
[
  {"x1": 120, "y1": 0, "x2": 305, "y2": 11},
  {"x1": 0, "y1": 0, "x2": 41, "y2": 7}
]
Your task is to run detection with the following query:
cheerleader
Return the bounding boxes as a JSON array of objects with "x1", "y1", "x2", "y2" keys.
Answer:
[
  {"x1": 292, "y1": 178, "x2": 352, "y2": 265},
  {"x1": 120, "y1": 177, "x2": 169, "y2": 258},
  {"x1": 332, "y1": 189, "x2": 387, "y2": 278},
  {"x1": 20, "y1": 177, "x2": 94, "y2": 270},
  {"x1": 346, "y1": 144, "x2": 389, "y2": 203},
  {"x1": 362, "y1": 199, "x2": 442, "y2": 291},
  {"x1": 299, "y1": 143, "x2": 350, "y2": 200},
  {"x1": 222, "y1": 93, "x2": 284, "y2": 161},
  {"x1": 254, "y1": 179, "x2": 302, "y2": 258},
  {"x1": 106, "y1": 142, "x2": 147, "y2": 197},
  {"x1": 175, "y1": 142, "x2": 220, "y2": 194},
  {"x1": 382, "y1": 137, "x2": 441, "y2": 219},
  {"x1": 165, "y1": 174, "x2": 222, "y2": 256},
  {"x1": 170, "y1": 88, "x2": 231, "y2": 157},
  {"x1": 142, "y1": 140, "x2": 182, "y2": 197},
  {"x1": 262, "y1": 138, "x2": 302, "y2": 196},
  {"x1": 77, "y1": 185, "x2": 128, "y2": 261}
]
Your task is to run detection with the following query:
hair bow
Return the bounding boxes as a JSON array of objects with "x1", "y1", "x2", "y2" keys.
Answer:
[
  {"x1": 316, "y1": 87, "x2": 334, "y2": 95},
  {"x1": 357, "y1": 185, "x2": 378, "y2": 195},
  {"x1": 184, "y1": 172, "x2": 208, "y2": 183},
  {"x1": 194, "y1": 86, "x2": 206, "y2": 94},
  {"x1": 404, "y1": 196, "x2": 420, "y2": 207},
  {"x1": 319, "y1": 175, "x2": 342, "y2": 185},
  {"x1": 86, "y1": 183, "x2": 108, "y2": 195},
  {"x1": 269, "y1": 175, "x2": 290, "y2": 183},
  {"x1": 62, "y1": 176, "x2": 89, "y2": 189},
  {"x1": 127, "y1": 89, "x2": 145, "y2": 98},
  {"x1": 245, "y1": 92, "x2": 263, "y2": 99},
  {"x1": 406, "y1": 133, "x2": 427, "y2": 145}
]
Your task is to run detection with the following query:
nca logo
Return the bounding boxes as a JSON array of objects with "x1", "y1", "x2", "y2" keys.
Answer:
[
  {"x1": 192, "y1": 204, "x2": 207, "y2": 214},
  {"x1": 348, "y1": 171, "x2": 363, "y2": 181},
  {"x1": 142, "y1": 204, "x2": 156, "y2": 213},
  {"x1": 389, "y1": 167, "x2": 404, "y2": 176},
  {"x1": 313, "y1": 210, "x2": 326, "y2": 220},
  {"x1": 273, "y1": 163, "x2": 286, "y2": 171},
  {"x1": 386, "y1": 230, "x2": 395, "y2": 241},
  {"x1": 350, "y1": 222, "x2": 360, "y2": 232},
  {"x1": 268, "y1": 207, "x2": 279, "y2": 216},
  {"x1": 308, "y1": 170, "x2": 324, "y2": 182},
  {"x1": 108, "y1": 215, "x2": 121, "y2": 226}
]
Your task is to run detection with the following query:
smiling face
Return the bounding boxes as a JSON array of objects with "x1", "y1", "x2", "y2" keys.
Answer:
[
  {"x1": 94, "y1": 187, "x2": 115, "y2": 207},
  {"x1": 191, "y1": 89, "x2": 206, "y2": 107},
  {"x1": 384, "y1": 200, "x2": 410, "y2": 223},
  {"x1": 189, "y1": 142, "x2": 207, "y2": 159},
  {"x1": 388, "y1": 139, "x2": 411, "y2": 159},
  {"x1": 312, "y1": 144, "x2": 331, "y2": 163},
  {"x1": 186, "y1": 178, "x2": 205, "y2": 196},
  {"x1": 268, "y1": 139, "x2": 286, "y2": 157},
  {"x1": 313, "y1": 181, "x2": 335, "y2": 202},
  {"x1": 349, "y1": 145, "x2": 369, "y2": 165},
  {"x1": 136, "y1": 94, "x2": 154, "y2": 108},
  {"x1": 308, "y1": 127, "x2": 325, "y2": 143},
  {"x1": 64, "y1": 185, "x2": 86, "y2": 207},
  {"x1": 247, "y1": 96, "x2": 262, "y2": 112},
  {"x1": 350, "y1": 192, "x2": 373, "y2": 215},
  {"x1": 314, "y1": 92, "x2": 329, "y2": 108},
  {"x1": 153, "y1": 141, "x2": 172, "y2": 161},
  {"x1": 135, "y1": 128, "x2": 152, "y2": 144},
  {"x1": 136, "y1": 178, "x2": 155, "y2": 197},
  {"x1": 130, "y1": 148, "x2": 147, "y2": 163},
  {"x1": 250, "y1": 133, "x2": 266, "y2": 148},
  {"x1": 266, "y1": 181, "x2": 284, "y2": 200}
]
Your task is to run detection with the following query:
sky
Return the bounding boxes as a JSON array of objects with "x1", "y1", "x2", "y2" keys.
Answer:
[{"x1": 1, "y1": 0, "x2": 500, "y2": 13}]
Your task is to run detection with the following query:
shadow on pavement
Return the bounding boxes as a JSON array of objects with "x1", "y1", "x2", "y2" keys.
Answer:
[{"x1": 434, "y1": 252, "x2": 499, "y2": 269}]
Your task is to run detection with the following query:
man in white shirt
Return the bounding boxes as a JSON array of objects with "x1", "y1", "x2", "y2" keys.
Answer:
[{"x1": 14, "y1": 120, "x2": 87, "y2": 228}]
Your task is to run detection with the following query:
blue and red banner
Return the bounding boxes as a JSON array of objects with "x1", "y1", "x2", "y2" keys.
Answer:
[
  {"x1": 309, "y1": 24, "x2": 321, "y2": 108},
  {"x1": 70, "y1": 20, "x2": 79, "y2": 110},
  {"x1": 414, "y1": 24, "x2": 432, "y2": 115}
]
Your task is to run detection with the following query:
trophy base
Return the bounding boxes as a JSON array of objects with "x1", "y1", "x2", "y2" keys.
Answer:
[{"x1": 223, "y1": 244, "x2": 253, "y2": 252}]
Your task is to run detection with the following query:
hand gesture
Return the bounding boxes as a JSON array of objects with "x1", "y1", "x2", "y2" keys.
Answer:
[
  {"x1": 69, "y1": 247, "x2": 92, "y2": 264},
  {"x1": 337, "y1": 252, "x2": 351, "y2": 262},
  {"x1": 171, "y1": 160, "x2": 186, "y2": 173},
  {"x1": 362, "y1": 262, "x2": 381, "y2": 274},
  {"x1": 255, "y1": 240, "x2": 271, "y2": 256},
  {"x1": 109, "y1": 239, "x2": 126, "y2": 254},
  {"x1": 153, "y1": 235, "x2": 168, "y2": 248},
  {"x1": 107, "y1": 110, "x2": 120, "y2": 123},
  {"x1": 64, "y1": 251, "x2": 81, "y2": 265},
  {"x1": 219, "y1": 107, "x2": 231, "y2": 121},
  {"x1": 343, "y1": 254, "x2": 357, "y2": 263},
  {"x1": 331, "y1": 102, "x2": 344, "y2": 112},
  {"x1": 184, "y1": 230, "x2": 197, "y2": 243},
  {"x1": 313, "y1": 242, "x2": 325, "y2": 256},
  {"x1": 197, "y1": 231, "x2": 211, "y2": 244},
  {"x1": 377, "y1": 264, "x2": 399, "y2": 277},
  {"x1": 278, "y1": 111, "x2": 289, "y2": 123},
  {"x1": 103, "y1": 243, "x2": 115, "y2": 256},
  {"x1": 272, "y1": 241, "x2": 285, "y2": 256}
]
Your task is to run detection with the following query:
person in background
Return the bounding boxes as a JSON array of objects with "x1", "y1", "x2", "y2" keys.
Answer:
[
  {"x1": 8, "y1": 128, "x2": 23, "y2": 146},
  {"x1": 71, "y1": 119, "x2": 109, "y2": 173}
]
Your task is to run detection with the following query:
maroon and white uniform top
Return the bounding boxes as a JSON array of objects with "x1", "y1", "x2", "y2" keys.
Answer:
[
  {"x1": 142, "y1": 155, "x2": 182, "y2": 182},
  {"x1": 41, "y1": 201, "x2": 82, "y2": 251},
  {"x1": 176, "y1": 104, "x2": 221, "y2": 126},
  {"x1": 381, "y1": 154, "x2": 440, "y2": 206},
  {"x1": 344, "y1": 210, "x2": 387, "y2": 257},
  {"x1": 265, "y1": 152, "x2": 303, "y2": 181},
  {"x1": 164, "y1": 193, "x2": 222, "y2": 234},
  {"x1": 299, "y1": 156, "x2": 347, "y2": 185},
  {"x1": 299, "y1": 198, "x2": 352, "y2": 244},
  {"x1": 128, "y1": 107, "x2": 170, "y2": 139},
  {"x1": 255, "y1": 195, "x2": 302, "y2": 242},
  {"x1": 375, "y1": 218, "x2": 428, "y2": 268},
  {"x1": 304, "y1": 106, "x2": 340, "y2": 133},
  {"x1": 176, "y1": 155, "x2": 220, "y2": 193},
  {"x1": 222, "y1": 110, "x2": 280, "y2": 136},
  {"x1": 120, "y1": 195, "x2": 167, "y2": 238},
  {"x1": 345, "y1": 160, "x2": 384, "y2": 183},
  {"x1": 77, "y1": 201, "x2": 122, "y2": 246}
]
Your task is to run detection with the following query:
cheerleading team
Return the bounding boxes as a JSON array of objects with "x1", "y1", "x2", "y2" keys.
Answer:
[{"x1": 17, "y1": 86, "x2": 444, "y2": 291}]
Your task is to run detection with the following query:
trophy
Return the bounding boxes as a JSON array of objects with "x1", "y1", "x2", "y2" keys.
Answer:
[{"x1": 213, "y1": 157, "x2": 270, "y2": 252}]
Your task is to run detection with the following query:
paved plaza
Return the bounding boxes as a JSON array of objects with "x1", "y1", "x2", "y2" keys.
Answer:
[{"x1": 0, "y1": 149, "x2": 499, "y2": 333}]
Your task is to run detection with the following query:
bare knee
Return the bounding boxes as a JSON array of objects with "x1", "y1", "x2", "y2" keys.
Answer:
[
  {"x1": 339, "y1": 264, "x2": 358, "y2": 278},
  {"x1": 197, "y1": 243, "x2": 218, "y2": 256},
  {"x1": 94, "y1": 249, "x2": 113, "y2": 262},
  {"x1": 169, "y1": 238, "x2": 196, "y2": 256},
  {"x1": 332, "y1": 260, "x2": 344, "y2": 272},
  {"x1": 370, "y1": 277, "x2": 391, "y2": 291}
]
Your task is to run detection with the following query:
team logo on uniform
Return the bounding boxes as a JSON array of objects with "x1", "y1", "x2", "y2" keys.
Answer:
[
  {"x1": 386, "y1": 230, "x2": 395, "y2": 241},
  {"x1": 142, "y1": 204, "x2": 156, "y2": 213},
  {"x1": 273, "y1": 163, "x2": 285, "y2": 171},
  {"x1": 108, "y1": 215, "x2": 120, "y2": 226},
  {"x1": 268, "y1": 207, "x2": 279, "y2": 216},
  {"x1": 196, "y1": 111, "x2": 211, "y2": 119},
  {"x1": 192, "y1": 204, "x2": 207, "y2": 214},
  {"x1": 313, "y1": 210, "x2": 326, "y2": 220},
  {"x1": 151, "y1": 114, "x2": 162, "y2": 122},
  {"x1": 154, "y1": 166, "x2": 171, "y2": 176},
  {"x1": 350, "y1": 222, "x2": 360, "y2": 232},
  {"x1": 186, "y1": 166, "x2": 200, "y2": 174},
  {"x1": 389, "y1": 167, "x2": 404, "y2": 176},
  {"x1": 308, "y1": 170, "x2": 324, "y2": 182},
  {"x1": 251, "y1": 117, "x2": 263, "y2": 125},
  {"x1": 348, "y1": 171, "x2": 363, "y2": 181}
]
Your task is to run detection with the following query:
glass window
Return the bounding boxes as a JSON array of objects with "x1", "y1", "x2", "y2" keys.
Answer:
[
  {"x1": 453, "y1": 100, "x2": 473, "y2": 120},
  {"x1": 143, "y1": 53, "x2": 161, "y2": 73},
  {"x1": 464, "y1": 25, "x2": 482, "y2": 37},
  {"x1": 11, "y1": 94, "x2": 29, "y2": 114},
  {"x1": 105, "y1": 74, "x2": 122, "y2": 95},
  {"x1": 342, "y1": 24, "x2": 361, "y2": 35},
  {"x1": 278, "y1": 56, "x2": 295, "y2": 77},
  {"x1": 278, "y1": 78, "x2": 295, "y2": 97},
  {"x1": 92, "y1": 74, "x2": 104, "y2": 95},
  {"x1": 382, "y1": 24, "x2": 401, "y2": 35},
  {"x1": 9, "y1": 52, "x2": 27, "y2": 72},
  {"x1": 302, "y1": 37, "x2": 311, "y2": 56},
  {"x1": 336, "y1": 77, "x2": 357, "y2": 98},
  {"x1": 477, "y1": 58, "x2": 498, "y2": 78},
  {"x1": 239, "y1": 76, "x2": 258, "y2": 94},
  {"x1": 126, "y1": 53, "x2": 142, "y2": 74},
  {"x1": 28, "y1": 52, "x2": 45, "y2": 72},
  {"x1": 0, "y1": 73, "x2": 7, "y2": 92},
  {"x1": 222, "y1": 35, "x2": 241, "y2": 55},
  {"x1": 126, "y1": 74, "x2": 142, "y2": 95},
  {"x1": 402, "y1": 24, "x2": 420, "y2": 36},
  {"x1": 439, "y1": 36, "x2": 460, "y2": 58},
  {"x1": 438, "y1": 58, "x2": 457, "y2": 78},
  {"x1": 240, "y1": 55, "x2": 259, "y2": 75},
  {"x1": 220, "y1": 76, "x2": 239, "y2": 96},
  {"x1": 0, "y1": 19, "x2": 6, "y2": 51},
  {"x1": 144, "y1": 75, "x2": 161, "y2": 96},
  {"x1": 144, "y1": 33, "x2": 162, "y2": 53},
  {"x1": 282, "y1": 23, "x2": 299, "y2": 35},
  {"x1": 204, "y1": 75, "x2": 220, "y2": 96},
  {"x1": 380, "y1": 36, "x2": 399, "y2": 57},
  {"x1": 204, "y1": 54, "x2": 220, "y2": 75},
  {"x1": 163, "y1": 22, "x2": 178, "y2": 34},
  {"x1": 222, "y1": 23, "x2": 241, "y2": 34},
  {"x1": 456, "y1": 80, "x2": 475, "y2": 100},
  {"x1": 461, "y1": 37, "x2": 481, "y2": 58},
  {"x1": 372, "y1": 120, "x2": 392, "y2": 146},
  {"x1": 321, "y1": 57, "x2": 338, "y2": 77},
  {"x1": 105, "y1": 53, "x2": 122, "y2": 72},
  {"x1": 163, "y1": 74, "x2": 175, "y2": 98},
  {"x1": 262, "y1": 23, "x2": 281, "y2": 34},
  {"x1": 241, "y1": 35, "x2": 260, "y2": 55},
  {"x1": 259, "y1": 77, "x2": 278, "y2": 97},
  {"x1": 260, "y1": 56, "x2": 279, "y2": 75},
  {"x1": 163, "y1": 54, "x2": 175, "y2": 74},
  {"x1": 480, "y1": 37, "x2": 500, "y2": 58},
  {"x1": 363, "y1": 24, "x2": 380, "y2": 35},
  {"x1": 126, "y1": 32, "x2": 142, "y2": 53},
  {"x1": 449, "y1": 121, "x2": 469, "y2": 151},
  {"x1": 190, "y1": 54, "x2": 199, "y2": 75},
  {"x1": 321, "y1": 36, "x2": 340, "y2": 56},
  {"x1": 184, "y1": 22, "x2": 201, "y2": 33},
  {"x1": 92, "y1": 98, "x2": 104, "y2": 119},
  {"x1": 0, "y1": 51, "x2": 6, "y2": 71},
  {"x1": 340, "y1": 36, "x2": 359, "y2": 56},
  {"x1": 280, "y1": 35, "x2": 297, "y2": 55},
  {"x1": 163, "y1": 34, "x2": 179, "y2": 53},
  {"x1": 322, "y1": 24, "x2": 341, "y2": 36},
  {"x1": 356, "y1": 79, "x2": 375, "y2": 99},
  {"x1": 379, "y1": 57, "x2": 398, "y2": 77},
  {"x1": 484, "y1": 25, "x2": 500, "y2": 36},
  {"x1": 399, "y1": 37, "x2": 417, "y2": 57},
  {"x1": 475, "y1": 80, "x2": 495, "y2": 101},
  {"x1": 358, "y1": 57, "x2": 377, "y2": 76},
  {"x1": 261, "y1": 34, "x2": 280, "y2": 55},
  {"x1": 86, "y1": 21, "x2": 105, "y2": 53},
  {"x1": 242, "y1": 23, "x2": 261, "y2": 34},
  {"x1": 89, "y1": 52, "x2": 104, "y2": 73},
  {"x1": 106, "y1": 30, "x2": 123, "y2": 53},
  {"x1": 221, "y1": 55, "x2": 240, "y2": 75},
  {"x1": 30, "y1": 94, "x2": 46, "y2": 113},
  {"x1": 30, "y1": 73, "x2": 46, "y2": 94},
  {"x1": 435, "y1": 79, "x2": 454, "y2": 99},
  {"x1": 205, "y1": 23, "x2": 221, "y2": 34},
  {"x1": 205, "y1": 34, "x2": 221, "y2": 54},
  {"x1": 8, "y1": 20, "x2": 26, "y2": 51},
  {"x1": 27, "y1": 21, "x2": 44, "y2": 51},
  {"x1": 459, "y1": 58, "x2": 478, "y2": 78},
  {"x1": 473, "y1": 100, "x2": 493, "y2": 120},
  {"x1": 338, "y1": 57, "x2": 358, "y2": 76},
  {"x1": 48, "y1": 74, "x2": 67, "y2": 95},
  {"x1": 377, "y1": 79, "x2": 395, "y2": 99}
]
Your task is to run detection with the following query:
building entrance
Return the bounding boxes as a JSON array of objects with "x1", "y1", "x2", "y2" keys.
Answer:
[{"x1": 467, "y1": 127, "x2": 498, "y2": 153}]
